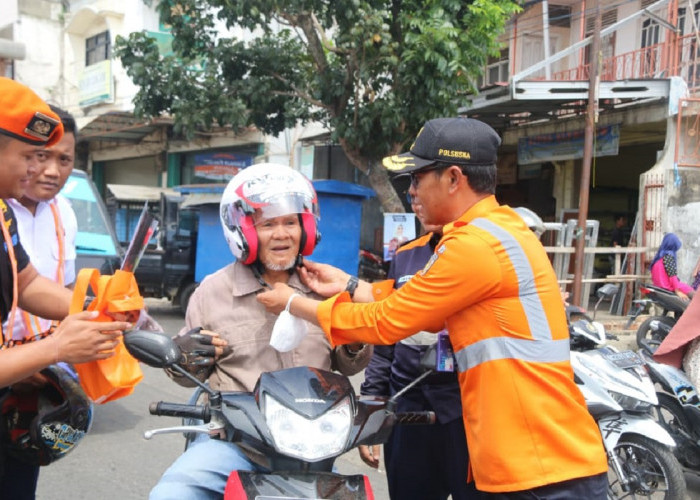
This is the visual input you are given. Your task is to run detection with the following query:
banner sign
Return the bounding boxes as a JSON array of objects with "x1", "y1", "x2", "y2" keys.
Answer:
[
  {"x1": 517, "y1": 124, "x2": 620, "y2": 165},
  {"x1": 193, "y1": 153, "x2": 254, "y2": 181},
  {"x1": 79, "y1": 60, "x2": 113, "y2": 107}
]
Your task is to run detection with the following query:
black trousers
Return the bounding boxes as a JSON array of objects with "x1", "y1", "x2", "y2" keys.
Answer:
[
  {"x1": 0, "y1": 452, "x2": 39, "y2": 500},
  {"x1": 384, "y1": 417, "x2": 483, "y2": 500},
  {"x1": 482, "y1": 472, "x2": 608, "y2": 500}
]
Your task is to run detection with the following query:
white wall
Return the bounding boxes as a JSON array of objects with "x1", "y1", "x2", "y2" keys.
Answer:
[
  {"x1": 12, "y1": 2, "x2": 63, "y2": 101},
  {"x1": 0, "y1": 0, "x2": 18, "y2": 30}
]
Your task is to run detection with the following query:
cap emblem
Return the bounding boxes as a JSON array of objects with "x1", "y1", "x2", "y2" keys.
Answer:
[{"x1": 24, "y1": 112, "x2": 59, "y2": 141}]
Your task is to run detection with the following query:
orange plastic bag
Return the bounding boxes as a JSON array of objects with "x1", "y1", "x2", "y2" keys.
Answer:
[{"x1": 68, "y1": 268, "x2": 145, "y2": 404}]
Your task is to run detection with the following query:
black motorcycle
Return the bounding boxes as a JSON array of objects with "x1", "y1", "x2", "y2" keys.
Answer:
[
  {"x1": 627, "y1": 284, "x2": 688, "y2": 353},
  {"x1": 639, "y1": 348, "x2": 700, "y2": 474},
  {"x1": 124, "y1": 330, "x2": 436, "y2": 499}
]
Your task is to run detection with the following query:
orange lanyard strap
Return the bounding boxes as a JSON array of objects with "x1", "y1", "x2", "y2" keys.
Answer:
[
  {"x1": 21, "y1": 310, "x2": 44, "y2": 340},
  {"x1": 0, "y1": 207, "x2": 19, "y2": 348},
  {"x1": 20, "y1": 201, "x2": 66, "y2": 339},
  {"x1": 49, "y1": 201, "x2": 65, "y2": 286}
]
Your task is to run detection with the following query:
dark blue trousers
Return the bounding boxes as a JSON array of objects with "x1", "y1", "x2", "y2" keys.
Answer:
[
  {"x1": 481, "y1": 472, "x2": 607, "y2": 499},
  {"x1": 0, "y1": 456, "x2": 39, "y2": 500},
  {"x1": 384, "y1": 417, "x2": 483, "y2": 500}
]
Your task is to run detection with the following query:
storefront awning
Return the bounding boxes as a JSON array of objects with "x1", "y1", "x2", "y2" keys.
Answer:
[
  {"x1": 79, "y1": 112, "x2": 172, "y2": 144},
  {"x1": 106, "y1": 184, "x2": 178, "y2": 202},
  {"x1": 180, "y1": 193, "x2": 222, "y2": 208},
  {"x1": 462, "y1": 79, "x2": 672, "y2": 130}
]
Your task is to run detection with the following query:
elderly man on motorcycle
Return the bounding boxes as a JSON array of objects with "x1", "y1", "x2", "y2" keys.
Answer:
[{"x1": 150, "y1": 163, "x2": 371, "y2": 499}]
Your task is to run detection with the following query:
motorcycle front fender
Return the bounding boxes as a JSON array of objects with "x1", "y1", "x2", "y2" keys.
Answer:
[
  {"x1": 225, "y1": 470, "x2": 374, "y2": 500},
  {"x1": 598, "y1": 413, "x2": 676, "y2": 449}
]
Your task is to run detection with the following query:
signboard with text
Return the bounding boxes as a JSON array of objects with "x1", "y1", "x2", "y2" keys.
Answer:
[
  {"x1": 79, "y1": 60, "x2": 113, "y2": 107},
  {"x1": 518, "y1": 124, "x2": 620, "y2": 165},
  {"x1": 193, "y1": 152, "x2": 254, "y2": 181}
]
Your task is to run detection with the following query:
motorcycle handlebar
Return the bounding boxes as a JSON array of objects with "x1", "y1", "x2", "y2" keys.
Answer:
[
  {"x1": 395, "y1": 411, "x2": 436, "y2": 425},
  {"x1": 149, "y1": 402, "x2": 211, "y2": 423}
]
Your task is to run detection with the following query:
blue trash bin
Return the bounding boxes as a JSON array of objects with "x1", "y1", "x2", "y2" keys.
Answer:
[{"x1": 311, "y1": 180, "x2": 375, "y2": 275}]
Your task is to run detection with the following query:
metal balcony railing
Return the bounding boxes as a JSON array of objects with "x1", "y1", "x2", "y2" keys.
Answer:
[{"x1": 544, "y1": 33, "x2": 700, "y2": 93}]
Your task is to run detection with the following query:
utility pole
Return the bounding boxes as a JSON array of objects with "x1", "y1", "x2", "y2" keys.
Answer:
[
  {"x1": 572, "y1": 5, "x2": 601, "y2": 306},
  {"x1": 542, "y1": 0, "x2": 551, "y2": 79}
]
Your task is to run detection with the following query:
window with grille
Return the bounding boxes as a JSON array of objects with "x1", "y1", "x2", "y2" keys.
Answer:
[
  {"x1": 678, "y1": 1, "x2": 700, "y2": 35},
  {"x1": 584, "y1": 9, "x2": 617, "y2": 75},
  {"x1": 85, "y1": 31, "x2": 111, "y2": 66},
  {"x1": 478, "y1": 49, "x2": 509, "y2": 88},
  {"x1": 585, "y1": 9, "x2": 618, "y2": 33},
  {"x1": 641, "y1": 19, "x2": 660, "y2": 48},
  {"x1": 679, "y1": 2, "x2": 700, "y2": 86}
]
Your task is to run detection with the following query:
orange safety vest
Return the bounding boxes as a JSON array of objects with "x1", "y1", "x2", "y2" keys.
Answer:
[
  {"x1": 20, "y1": 200, "x2": 65, "y2": 339},
  {"x1": 319, "y1": 196, "x2": 608, "y2": 493}
]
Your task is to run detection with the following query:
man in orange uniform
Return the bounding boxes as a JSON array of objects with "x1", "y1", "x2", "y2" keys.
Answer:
[{"x1": 258, "y1": 117, "x2": 609, "y2": 497}]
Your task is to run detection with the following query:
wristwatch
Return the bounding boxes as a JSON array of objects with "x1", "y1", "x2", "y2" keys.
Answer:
[
  {"x1": 344, "y1": 344, "x2": 364, "y2": 356},
  {"x1": 344, "y1": 276, "x2": 359, "y2": 298}
]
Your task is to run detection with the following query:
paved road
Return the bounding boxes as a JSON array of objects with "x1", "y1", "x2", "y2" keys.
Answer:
[{"x1": 36, "y1": 301, "x2": 699, "y2": 499}]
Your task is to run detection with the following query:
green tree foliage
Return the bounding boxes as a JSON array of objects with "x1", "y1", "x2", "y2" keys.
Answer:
[{"x1": 115, "y1": 0, "x2": 519, "y2": 212}]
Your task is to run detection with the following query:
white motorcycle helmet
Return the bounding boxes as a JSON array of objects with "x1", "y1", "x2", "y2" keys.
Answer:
[
  {"x1": 220, "y1": 163, "x2": 320, "y2": 265},
  {"x1": 513, "y1": 206, "x2": 545, "y2": 239}
]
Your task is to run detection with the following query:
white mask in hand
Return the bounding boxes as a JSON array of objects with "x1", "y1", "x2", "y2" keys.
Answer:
[{"x1": 269, "y1": 293, "x2": 308, "y2": 352}]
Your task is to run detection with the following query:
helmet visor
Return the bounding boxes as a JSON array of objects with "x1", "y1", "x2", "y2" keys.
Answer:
[
  {"x1": 250, "y1": 191, "x2": 318, "y2": 221},
  {"x1": 223, "y1": 191, "x2": 319, "y2": 230}
]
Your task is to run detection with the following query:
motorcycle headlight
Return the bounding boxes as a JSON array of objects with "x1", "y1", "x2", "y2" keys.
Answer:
[
  {"x1": 609, "y1": 391, "x2": 653, "y2": 412},
  {"x1": 264, "y1": 394, "x2": 352, "y2": 462}
]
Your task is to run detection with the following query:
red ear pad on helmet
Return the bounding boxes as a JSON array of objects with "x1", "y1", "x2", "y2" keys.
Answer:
[
  {"x1": 238, "y1": 214, "x2": 258, "y2": 265},
  {"x1": 300, "y1": 212, "x2": 317, "y2": 256}
]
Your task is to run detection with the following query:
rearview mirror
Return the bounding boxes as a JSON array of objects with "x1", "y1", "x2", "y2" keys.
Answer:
[{"x1": 124, "y1": 330, "x2": 181, "y2": 368}]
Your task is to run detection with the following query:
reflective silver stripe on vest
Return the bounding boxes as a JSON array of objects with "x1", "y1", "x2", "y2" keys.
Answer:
[
  {"x1": 454, "y1": 218, "x2": 566, "y2": 372},
  {"x1": 455, "y1": 337, "x2": 571, "y2": 371},
  {"x1": 470, "y1": 218, "x2": 552, "y2": 341}
]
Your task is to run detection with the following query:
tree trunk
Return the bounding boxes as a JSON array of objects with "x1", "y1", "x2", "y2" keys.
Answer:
[
  {"x1": 338, "y1": 138, "x2": 405, "y2": 213},
  {"x1": 366, "y1": 162, "x2": 405, "y2": 213}
]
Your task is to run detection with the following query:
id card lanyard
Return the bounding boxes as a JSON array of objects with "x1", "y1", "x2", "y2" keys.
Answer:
[
  {"x1": 21, "y1": 200, "x2": 65, "y2": 339},
  {"x1": 0, "y1": 206, "x2": 19, "y2": 347}
]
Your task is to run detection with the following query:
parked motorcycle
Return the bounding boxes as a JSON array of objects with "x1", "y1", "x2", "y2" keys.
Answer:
[
  {"x1": 123, "y1": 330, "x2": 435, "y2": 499},
  {"x1": 357, "y1": 249, "x2": 387, "y2": 282},
  {"x1": 568, "y1": 308, "x2": 687, "y2": 498},
  {"x1": 639, "y1": 348, "x2": 700, "y2": 474},
  {"x1": 628, "y1": 284, "x2": 688, "y2": 353}
]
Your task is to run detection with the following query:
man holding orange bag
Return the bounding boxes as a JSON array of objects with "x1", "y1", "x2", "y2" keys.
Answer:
[{"x1": 0, "y1": 77, "x2": 131, "y2": 499}]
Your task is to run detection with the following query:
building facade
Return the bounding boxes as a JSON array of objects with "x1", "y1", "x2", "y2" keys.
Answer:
[
  {"x1": 0, "y1": 0, "x2": 320, "y2": 194},
  {"x1": 467, "y1": 0, "x2": 700, "y2": 281},
  {"x1": 4, "y1": 0, "x2": 700, "y2": 284}
]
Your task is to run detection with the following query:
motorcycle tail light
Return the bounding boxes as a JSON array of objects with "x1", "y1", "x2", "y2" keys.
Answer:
[{"x1": 264, "y1": 394, "x2": 352, "y2": 462}]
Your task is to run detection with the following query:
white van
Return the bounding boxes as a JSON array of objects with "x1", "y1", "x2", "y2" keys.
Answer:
[{"x1": 60, "y1": 170, "x2": 122, "y2": 273}]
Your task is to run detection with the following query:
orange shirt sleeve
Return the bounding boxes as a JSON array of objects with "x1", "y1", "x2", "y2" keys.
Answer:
[
  {"x1": 317, "y1": 232, "x2": 502, "y2": 347},
  {"x1": 370, "y1": 280, "x2": 394, "y2": 300}
]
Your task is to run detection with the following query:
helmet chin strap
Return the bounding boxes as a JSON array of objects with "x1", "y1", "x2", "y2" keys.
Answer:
[
  {"x1": 251, "y1": 261, "x2": 272, "y2": 290},
  {"x1": 251, "y1": 254, "x2": 303, "y2": 290}
]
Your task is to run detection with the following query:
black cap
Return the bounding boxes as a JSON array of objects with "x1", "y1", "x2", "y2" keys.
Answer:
[{"x1": 382, "y1": 117, "x2": 501, "y2": 174}]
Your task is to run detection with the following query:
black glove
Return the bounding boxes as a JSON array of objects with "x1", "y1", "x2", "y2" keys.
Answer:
[{"x1": 173, "y1": 327, "x2": 218, "y2": 378}]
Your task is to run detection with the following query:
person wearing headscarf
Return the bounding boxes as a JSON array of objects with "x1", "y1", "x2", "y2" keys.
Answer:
[{"x1": 649, "y1": 233, "x2": 694, "y2": 299}]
